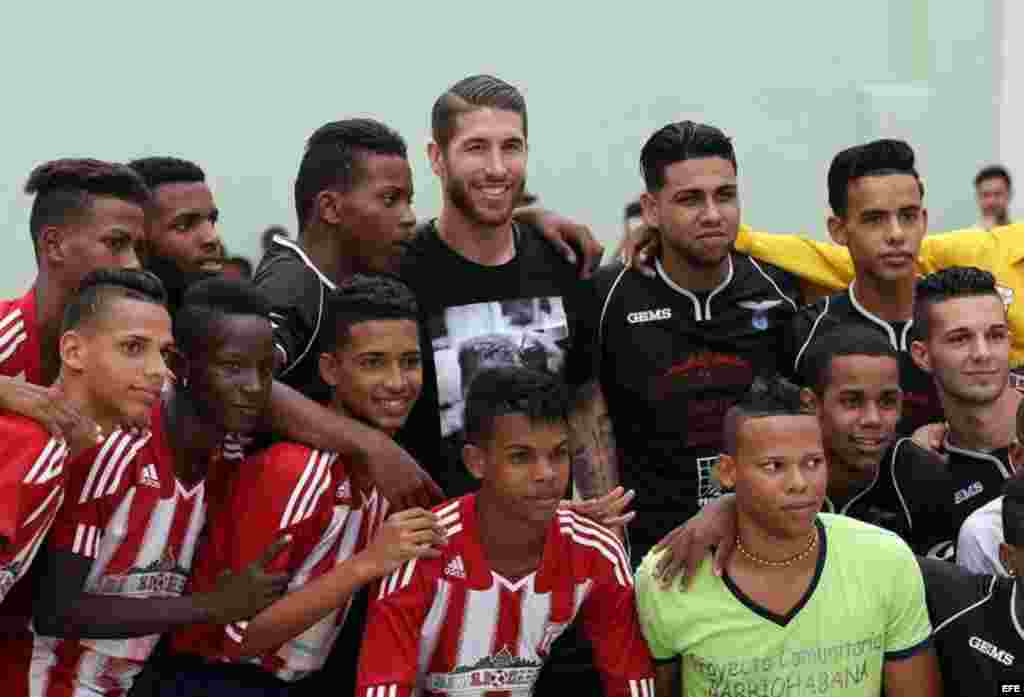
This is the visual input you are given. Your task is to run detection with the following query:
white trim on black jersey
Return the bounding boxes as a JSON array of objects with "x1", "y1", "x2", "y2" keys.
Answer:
[
  {"x1": 847, "y1": 281, "x2": 915, "y2": 351},
  {"x1": 889, "y1": 438, "x2": 915, "y2": 530},
  {"x1": 793, "y1": 295, "x2": 831, "y2": 374},
  {"x1": 747, "y1": 257, "x2": 799, "y2": 313},
  {"x1": 1012, "y1": 583, "x2": 1024, "y2": 643},
  {"x1": 932, "y1": 575, "x2": 998, "y2": 635},
  {"x1": 597, "y1": 265, "x2": 630, "y2": 350},
  {"x1": 654, "y1": 256, "x2": 734, "y2": 322},
  {"x1": 271, "y1": 235, "x2": 330, "y2": 377},
  {"x1": 943, "y1": 437, "x2": 1014, "y2": 479}
]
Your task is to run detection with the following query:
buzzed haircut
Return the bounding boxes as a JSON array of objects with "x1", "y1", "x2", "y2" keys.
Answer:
[
  {"x1": 913, "y1": 266, "x2": 1002, "y2": 340},
  {"x1": 975, "y1": 164, "x2": 1012, "y2": 192},
  {"x1": 463, "y1": 365, "x2": 570, "y2": 446},
  {"x1": 128, "y1": 157, "x2": 205, "y2": 192},
  {"x1": 1002, "y1": 476, "x2": 1024, "y2": 546},
  {"x1": 723, "y1": 375, "x2": 811, "y2": 455},
  {"x1": 173, "y1": 278, "x2": 271, "y2": 357},
  {"x1": 800, "y1": 326, "x2": 899, "y2": 394},
  {"x1": 624, "y1": 199, "x2": 643, "y2": 222},
  {"x1": 61, "y1": 269, "x2": 167, "y2": 333},
  {"x1": 639, "y1": 121, "x2": 737, "y2": 193},
  {"x1": 294, "y1": 118, "x2": 408, "y2": 231},
  {"x1": 431, "y1": 75, "x2": 528, "y2": 151},
  {"x1": 25, "y1": 159, "x2": 151, "y2": 250},
  {"x1": 827, "y1": 139, "x2": 923, "y2": 218},
  {"x1": 322, "y1": 273, "x2": 418, "y2": 353}
]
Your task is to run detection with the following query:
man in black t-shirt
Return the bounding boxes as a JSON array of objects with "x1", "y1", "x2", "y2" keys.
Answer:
[
  {"x1": 910, "y1": 267, "x2": 1022, "y2": 536},
  {"x1": 790, "y1": 139, "x2": 942, "y2": 436},
  {"x1": 579, "y1": 121, "x2": 801, "y2": 560},
  {"x1": 398, "y1": 75, "x2": 590, "y2": 498},
  {"x1": 800, "y1": 326, "x2": 956, "y2": 557}
]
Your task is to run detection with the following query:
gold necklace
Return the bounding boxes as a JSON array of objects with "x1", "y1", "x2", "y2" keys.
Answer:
[{"x1": 735, "y1": 531, "x2": 817, "y2": 568}]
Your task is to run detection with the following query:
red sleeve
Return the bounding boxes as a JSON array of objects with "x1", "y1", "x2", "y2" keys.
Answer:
[
  {"x1": 210, "y1": 445, "x2": 339, "y2": 656},
  {"x1": 356, "y1": 556, "x2": 437, "y2": 697},
  {"x1": 0, "y1": 421, "x2": 56, "y2": 543},
  {"x1": 48, "y1": 431, "x2": 148, "y2": 559},
  {"x1": 575, "y1": 524, "x2": 656, "y2": 697}
]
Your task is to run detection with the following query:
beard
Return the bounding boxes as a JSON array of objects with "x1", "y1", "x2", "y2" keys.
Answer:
[
  {"x1": 446, "y1": 172, "x2": 525, "y2": 227},
  {"x1": 145, "y1": 253, "x2": 222, "y2": 317}
]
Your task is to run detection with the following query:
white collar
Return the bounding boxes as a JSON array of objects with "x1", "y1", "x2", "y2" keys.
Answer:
[
  {"x1": 847, "y1": 281, "x2": 914, "y2": 351},
  {"x1": 273, "y1": 235, "x2": 337, "y2": 291},
  {"x1": 654, "y1": 255, "x2": 734, "y2": 322}
]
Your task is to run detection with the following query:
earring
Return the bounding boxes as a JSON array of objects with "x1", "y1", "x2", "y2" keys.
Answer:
[{"x1": 1008, "y1": 566, "x2": 1017, "y2": 577}]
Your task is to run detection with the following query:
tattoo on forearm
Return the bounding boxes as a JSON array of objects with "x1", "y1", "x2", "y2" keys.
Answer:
[{"x1": 569, "y1": 381, "x2": 619, "y2": 500}]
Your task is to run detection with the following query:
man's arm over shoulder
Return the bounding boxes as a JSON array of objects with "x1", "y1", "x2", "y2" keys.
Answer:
[
  {"x1": 356, "y1": 556, "x2": 437, "y2": 697},
  {"x1": 735, "y1": 225, "x2": 854, "y2": 291}
]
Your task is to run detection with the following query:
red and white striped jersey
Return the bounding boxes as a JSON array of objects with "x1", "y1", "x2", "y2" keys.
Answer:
[
  {"x1": 0, "y1": 287, "x2": 42, "y2": 385},
  {"x1": 27, "y1": 402, "x2": 238, "y2": 697},
  {"x1": 0, "y1": 414, "x2": 67, "y2": 604},
  {"x1": 357, "y1": 495, "x2": 655, "y2": 697},
  {"x1": 172, "y1": 442, "x2": 389, "y2": 682}
]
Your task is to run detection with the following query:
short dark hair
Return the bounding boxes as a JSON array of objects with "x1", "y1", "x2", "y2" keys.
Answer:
[
  {"x1": 827, "y1": 139, "x2": 923, "y2": 218},
  {"x1": 323, "y1": 274, "x2": 418, "y2": 353},
  {"x1": 128, "y1": 157, "x2": 205, "y2": 192},
  {"x1": 62, "y1": 269, "x2": 167, "y2": 333},
  {"x1": 639, "y1": 121, "x2": 737, "y2": 193},
  {"x1": 723, "y1": 376, "x2": 812, "y2": 455},
  {"x1": 800, "y1": 326, "x2": 899, "y2": 394},
  {"x1": 1003, "y1": 476, "x2": 1024, "y2": 546},
  {"x1": 463, "y1": 366, "x2": 569, "y2": 446},
  {"x1": 174, "y1": 278, "x2": 271, "y2": 357},
  {"x1": 431, "y1": 75, "x2": 528, "y2": 150},
  {"x1": 624, "y1": 199, "x2": 643, "y2": 221},
  {"x1": 25, "y1": 159, "x2": 151, "y2": 249},
  {"x1": 975, "y1": 165, "x2": 1012, "y2": 192},
  {"x1": 294, "y1": 119, "x2": 407, "y2": 231},
  {"x1": 913, "y1": 267, "x2": 1002, "y2": 340}
]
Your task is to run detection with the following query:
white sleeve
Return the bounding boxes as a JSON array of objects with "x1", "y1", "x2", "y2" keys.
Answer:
[{"x1": 957, "y1": 500, "x2": 1007, "y2": 576}]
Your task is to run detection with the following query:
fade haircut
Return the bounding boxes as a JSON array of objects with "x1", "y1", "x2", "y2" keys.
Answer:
[
  {"x1": 128, "y1": 157, "x2": 205, "y2": 193},
  {"x1": 173, "y1": 278, "x2": 271, "y2": 357},
  {"x1": 463, "y1": 366, "x2": 570, "y2": 446},
  {"x1": 723, "y1": 376, "x2": 812, "y2": 455},
  {"x1": 61, "y1": 269, "x2": 167, "y2": 333},
  {"x1": 913, "y1": 267, "x2": 1003, "y2": 340},
  {"x1": 800, "y1": 326, "x2": 899, "y2": 394},
  {"x1": 639, "y1": 121, "x2": 737, "y2": 193},
  {"x1": 827, "y1": 139, "x2": 924, "y2": 218},
  {"x1": 431, "y1": 75, "x2": 528, "y2": 151},
  {"x1": 294, "y1": 119, "x2": 407, "y2": 231},
  {"x1": 1003, "y1": 476, "x2": 1024, "y2": 546},
  {"x1": 25, "y1": 159, "x2": 151, "y2": 251},
  {"x1": 322, "y1": 273, "x2": 418, "y2": 353},
  {"x1": 975, "y1": 164, "x2": 1012, "y2": 192}
]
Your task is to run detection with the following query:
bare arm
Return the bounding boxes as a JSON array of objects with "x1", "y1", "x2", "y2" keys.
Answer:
[
  {"x1": 568, "y1": 379, "x2": 619, "y2": 500},
  {"x1": 268, "y1": 380, "x2": 443, "y2": 510},
  {"x1": 883, "y1": 650, "x2": 943, "y2": 697}
]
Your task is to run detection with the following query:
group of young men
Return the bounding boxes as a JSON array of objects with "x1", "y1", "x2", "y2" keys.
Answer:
[{"x1": 1, "y1": 71, "x2": 1022, "y2": 697}]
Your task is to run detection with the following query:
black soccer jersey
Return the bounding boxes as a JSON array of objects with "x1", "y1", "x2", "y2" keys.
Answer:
[
  {"x1": 920, "y1": 558, "x2": 1024, "y2": 697},
  {"x1": 252, "y1": 235, "x2": 335, "y2": 403},
  {"x1": 824, "y1": 438, "x2": 956, "y2": 557},
  {"x1": 398, "y1": 219, "x2": 585, "y2": 498},
  {"x1": 588, "y1": 253, "x2": 800, "y2": 559},
  {"x1": 791, "y1": 284, "x2": 943, "y2": 436},
  {"x1": 943, "y1": 438, "x2": 1013, "y2": 536}
]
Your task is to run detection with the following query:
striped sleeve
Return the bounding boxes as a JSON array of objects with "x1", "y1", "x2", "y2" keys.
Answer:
[
  {"x1": 48, "y1": 430, "x2": 151, "y2": 559},
  {"x1": 0, "y1": 305, "x2": 27, "y2": 375}
]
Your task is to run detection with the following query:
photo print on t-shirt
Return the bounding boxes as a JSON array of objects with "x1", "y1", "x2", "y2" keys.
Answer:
[{"x1": 430, "y1": 296, "x2": 569, "y2": 439}]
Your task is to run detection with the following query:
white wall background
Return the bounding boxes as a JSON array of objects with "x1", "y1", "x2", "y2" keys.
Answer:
[
  {"x1": 0, "y1": 1, "x2": 1000, "y2": 295},
  {"x1": 998, "y1": 0, "x2": 1023, "y2": 217}
]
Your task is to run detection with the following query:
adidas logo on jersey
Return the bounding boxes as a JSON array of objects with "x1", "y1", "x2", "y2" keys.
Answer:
[
  {"x1": 954, "y1": 481, "x2": 984, "y2": 505},
  {"x1": 627, "y1": 308, "x2": 672, "y2": 324},
  {"x1": 139, "y1": 464, "x2": 160, "y2": 489},
  {"x1": 970, "y1": 635, "x2": 1015, "y2": 665},
  {"x1": 444, "y1": 556, "x2": 466, "y2": 580}
]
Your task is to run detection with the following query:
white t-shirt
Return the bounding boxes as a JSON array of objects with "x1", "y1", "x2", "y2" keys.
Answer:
[{"x1": 957, "y1": 496, "x2": 1007, "y2": 576}]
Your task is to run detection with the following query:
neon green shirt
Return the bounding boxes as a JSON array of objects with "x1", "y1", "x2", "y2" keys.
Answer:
[{"x1": 635, "y1": 514, "x2": 931, "y2": 697}]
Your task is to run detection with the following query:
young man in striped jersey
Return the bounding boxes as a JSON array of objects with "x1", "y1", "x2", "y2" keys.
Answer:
[
  {"x1": 0, "y1": 269, "x2": 170, "y2": 669},
  {"x1": 27, "y1": 278, "x2": 289, "y2": 696},
  {"x1": 161, "y1": 274, "x2": 445, "y2": 696},
  {"x1": 357, "y1": 366, "x2": 655, "y2": 697},
  {"x1": 0, "y1": 159, "x2": 150, "y2": 436}
]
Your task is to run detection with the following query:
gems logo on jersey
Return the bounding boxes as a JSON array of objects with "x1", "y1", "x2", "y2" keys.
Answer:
[
  {"x1": 426, "y1": 646, "x2": 542, "y2": 695},
  {"x1": 955, "y1": 481, "x2": 985, "y2": 505},
  {"x1": 970, "y1": 636, "x2": 1015, "y2": 666},
  {"x1": 627, "y1": 308, "x2": 672, "y2": 325},
  {"x1": 428, "y1": 297, "x2": 568, "y2": 439}
]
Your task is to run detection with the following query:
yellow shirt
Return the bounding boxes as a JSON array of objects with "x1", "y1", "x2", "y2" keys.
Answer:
[{"x1": 735, "y1": 222, "x2": 1024, "y2": 367}]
